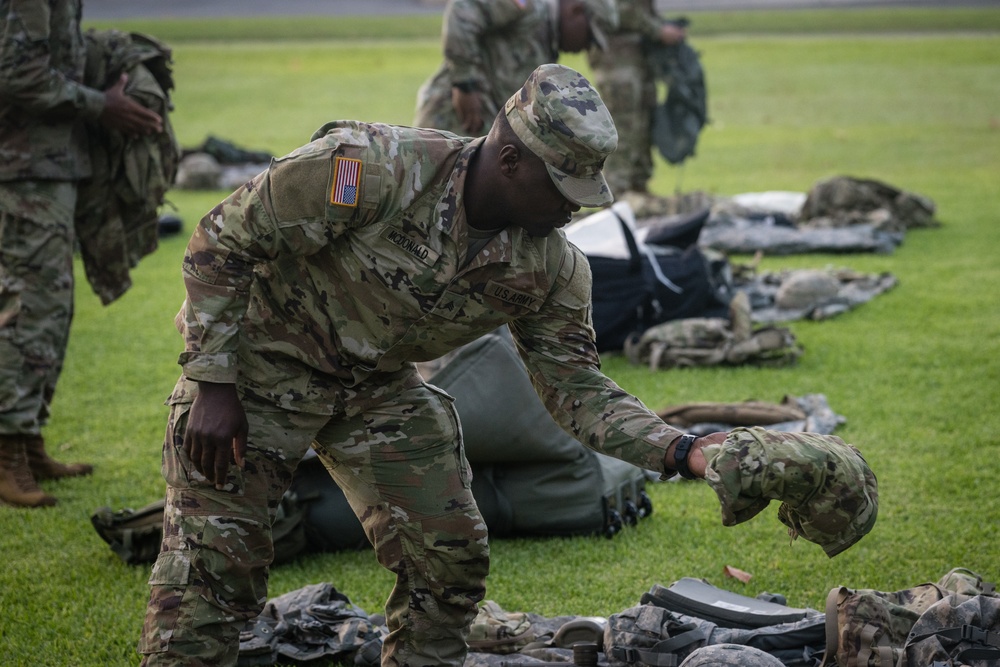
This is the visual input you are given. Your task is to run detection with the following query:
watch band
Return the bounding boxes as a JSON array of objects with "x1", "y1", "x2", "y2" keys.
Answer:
[{"x1": 672, "y1": 434, "x2": 699, "y2": 480}]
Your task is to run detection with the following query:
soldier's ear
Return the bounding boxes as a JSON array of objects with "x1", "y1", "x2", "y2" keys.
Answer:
[{"x1": 498, "y1": 144, "x2": 521, "y2": 178}]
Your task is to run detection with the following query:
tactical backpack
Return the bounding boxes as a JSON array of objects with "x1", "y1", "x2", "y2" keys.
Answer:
[
  {"x1": 91, "y1": 491, "x2": 313, "y2": 566},
  {"x1": 820, "y1": 567, "x2": 1000, "y2": 667},
  {"x1": 798, "y1": 175, "x2": 939, "y2": 232},
  {"x1": 90, "y1": 498, "x2": 166, "y2": 565},
  {"x1": 604, "y1": 579, "x2": 827, "y2": 667},
  {"x1": 623, "y1": 292, "x2": 804, "y2": 370}
]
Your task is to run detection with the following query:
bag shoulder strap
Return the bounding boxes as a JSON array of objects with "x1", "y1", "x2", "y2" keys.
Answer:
[
  {"x1": 820, "y1": 586, "x2": 848, "y2": 667},
  {"x1": 609, "y1": 625, "x2": 706, "y2": 667}
]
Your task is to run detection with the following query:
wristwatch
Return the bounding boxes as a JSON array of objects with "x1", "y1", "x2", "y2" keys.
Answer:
[{"x1": 671, "y1": 433, "x2": 699, "y2": 480}]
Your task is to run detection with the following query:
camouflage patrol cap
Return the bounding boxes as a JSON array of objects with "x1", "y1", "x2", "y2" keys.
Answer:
[
  {"x1": 701, "y1": 427, "x2": 879, "y2": 558},
  {"x1": 505, "y1": 64, "x2": 618, "y2": 208},
  {"x1": 679, "y1": 644, "x2": 785, "y2": 666}
]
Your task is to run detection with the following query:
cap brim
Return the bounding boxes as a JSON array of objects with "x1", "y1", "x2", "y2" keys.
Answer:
[{"x1": 546, "y1": 163, "x2": 614, "y2": 208}]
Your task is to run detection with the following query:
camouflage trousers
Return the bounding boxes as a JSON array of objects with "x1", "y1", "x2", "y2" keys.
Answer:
[
  {"x1": 588, "y1": 36, "x2": 657, "y2": 194},
  {"x1": 0, "y1": 180, "x2": 77, "y2": 436},
  {"x1": 139, "y1": 379, "x2": 490, "y2": 667}
]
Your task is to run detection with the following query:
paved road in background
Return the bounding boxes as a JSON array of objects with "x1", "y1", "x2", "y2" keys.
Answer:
[{"x1": 85, "y1": 0, "x2": 993, "y2": 21}]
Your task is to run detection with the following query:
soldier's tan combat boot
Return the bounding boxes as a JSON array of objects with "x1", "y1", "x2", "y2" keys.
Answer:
[
  {"x1": 24, "y1": 434, "x2": 93, "y2": 480},
  {"x1": 0, "y1": 435, "x2": 57, "y2": 508}
]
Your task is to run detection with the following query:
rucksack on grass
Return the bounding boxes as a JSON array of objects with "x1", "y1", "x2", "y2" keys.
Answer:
[
  {"x1": 820, "y1": 567, "x2": 999, "y2": 667},
  {"x1": 605, "y1": 579, "x2": 827, "y2": 667},
  {"x1": 91, "y1": 491, "x2": 312, "y2": 566}
]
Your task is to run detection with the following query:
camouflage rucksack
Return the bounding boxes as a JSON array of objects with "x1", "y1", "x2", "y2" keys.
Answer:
[
  {"x1": 91, "y1": 491, "x2": 312, "y2": 566},
  {"x1": 90, "y1": 498, "x2": 166, "y2": 565},
  {"x1": 623, "y1": 292, "x2": 803, "y2": 370},
  {"x1": 604, "y1": 588, "x2": 827, "y2": 667},
  {"x1": 798, "y1": 175, "x2": 939, "y2": 232},
  {"x1": 820, "y1": 567, "x2": 999, "y2": 666},
  {"x1": 899, "y1": 593, "x2": 1000, "y2": 666}
]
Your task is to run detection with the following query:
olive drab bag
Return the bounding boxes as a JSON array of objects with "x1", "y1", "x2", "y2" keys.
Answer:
[
  {"x1": 820, "y1": 567, "x2": 1000, "y2": 667},
  {"x1": 90, "y1": 499, "x2": 167, "y2": 565},
  {"x1": 91, "y1": 491, "x2": 313, "y2": 566}
]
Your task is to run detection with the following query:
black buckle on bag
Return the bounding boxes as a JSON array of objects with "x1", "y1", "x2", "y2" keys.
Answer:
[
  {"x1": 962, "y1": 624, "x2": 988, "y2": 644},
  {"x1": 611, "y1": 646, "x2": 640, "y2": 663}
]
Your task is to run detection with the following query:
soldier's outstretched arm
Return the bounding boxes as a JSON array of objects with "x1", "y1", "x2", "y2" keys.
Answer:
[{"x1": 183, "y1": 381, "x2": 248, "y2": 490}]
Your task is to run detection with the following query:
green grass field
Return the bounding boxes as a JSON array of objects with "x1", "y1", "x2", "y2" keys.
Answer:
[{"x1": 1, "y1": 8, "x2": 999, "y2": 666}]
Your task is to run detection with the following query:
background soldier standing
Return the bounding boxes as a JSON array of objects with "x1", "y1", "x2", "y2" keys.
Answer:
[
  {"x1": 414, "y1": 0, "x2": 618, "y2": 136},
  {"x1": 0, "y1": 0, "x2": 163, "y2": 508},
  {"x1": 586, "y1": 0, "x2": 687, "y2": 212}
]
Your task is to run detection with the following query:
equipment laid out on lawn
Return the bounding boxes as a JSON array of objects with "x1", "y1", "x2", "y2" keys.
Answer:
[
  {"x1": 227, "y1": 568, "x2": 1000, "y2": 666},
  {"x1": 567, "y1": 202, "x2": 730, "y2": 353}
]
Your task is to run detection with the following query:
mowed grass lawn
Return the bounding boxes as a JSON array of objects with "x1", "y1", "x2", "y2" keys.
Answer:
[{"x1": 1, "y1": 9, "x2": 998, "y2": 666}]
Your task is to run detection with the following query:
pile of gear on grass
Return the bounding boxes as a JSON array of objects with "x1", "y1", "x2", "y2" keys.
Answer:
[
  {"x1": 236, "y1": 566, "x2": 998, "y2": 666},
  {"x1": 568, "y1": 174, "x2": 937, "y2": 371}
]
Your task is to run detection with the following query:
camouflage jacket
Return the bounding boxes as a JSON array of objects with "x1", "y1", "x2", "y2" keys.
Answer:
[
  {"x1": 0, "y1": 0, "x2": 105, "y2": 181},
  {"x1": 177, "y1": 121, "x2": 681, "y2": 473},
  {"x1": 614, "y1": 0, "x2": 662, "y2": 40},
  {"x1": 414, "y1": 0, "x2": 558, "y2": 136},
  {"x1": 74, "y1": 28, "x2": 178, "y2": 305}
]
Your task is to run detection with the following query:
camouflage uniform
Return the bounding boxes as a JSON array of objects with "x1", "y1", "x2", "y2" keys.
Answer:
[
  {"x1": 587, "y1": 0, "x2": 692, "y2": 195},
  {"x1": 585, "y1": 0, "x2": 662, "y2": 194},
  {"x1": 413, "y1": 0, "x2": 616, "y2": 136},
  {"x1": 0, "y1": 0, "x2": 104, "y2": 437},
  {"x1": 140, "y1": 66, "x2": 681, "y2": 667}
]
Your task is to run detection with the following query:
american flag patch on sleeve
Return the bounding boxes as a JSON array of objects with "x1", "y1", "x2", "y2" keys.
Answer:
[{"x1": 330, "y1": 156, "x2": 362, "y2": 207}]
